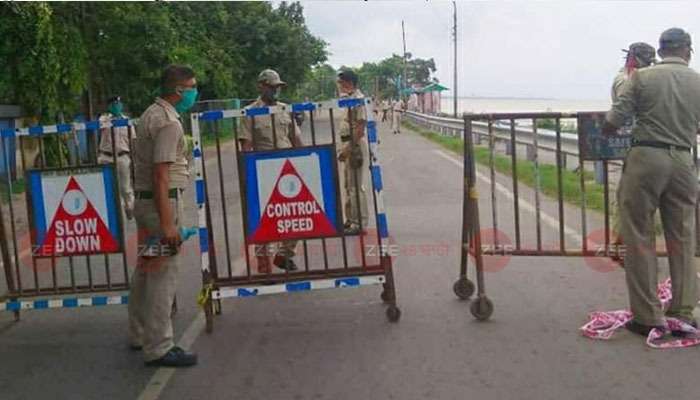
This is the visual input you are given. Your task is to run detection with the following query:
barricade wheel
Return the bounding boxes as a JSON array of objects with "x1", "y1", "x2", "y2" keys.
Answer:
[
  {"x1": 470, "y1": 296, "x2": 493, "y2": 321},
  {"x1": 453, "y1": 278, "x2": 475, "y2": 300},
  {"x1": 386, "y1": 305, "x2": 401, "y2": 322}
]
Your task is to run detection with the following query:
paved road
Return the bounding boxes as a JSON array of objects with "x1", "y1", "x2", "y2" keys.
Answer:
[{"x1": 1, "y1": 113, "x2": 699, "y2": 400}]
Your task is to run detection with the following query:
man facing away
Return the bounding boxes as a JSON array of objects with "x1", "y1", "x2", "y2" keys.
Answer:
[{"x1": 603, "y1": 28, "x2": 700, "y2": 337}]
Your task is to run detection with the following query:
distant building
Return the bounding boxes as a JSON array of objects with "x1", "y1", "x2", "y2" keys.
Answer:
[{"x1": 415, "y1": 83, "x2": 449, "y2": 115}]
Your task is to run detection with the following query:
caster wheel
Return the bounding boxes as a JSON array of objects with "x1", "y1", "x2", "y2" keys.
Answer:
[
  {"x1": 214, "y1": 299, "x2": 222, "y2": 315},
  {"x1": 470, "y1": 296, "x2": 494, "y2": 321},
  {"x1": 453, "y1": 278, "x2": 475, "y2": 300},
  {"x1": 386, "y1": 305, "x2": 401, "y2": 322}
]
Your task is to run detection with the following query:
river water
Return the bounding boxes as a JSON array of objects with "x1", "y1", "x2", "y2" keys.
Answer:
[{"x1": 440, "y1": 97, "x2": 611, "y2": 114}]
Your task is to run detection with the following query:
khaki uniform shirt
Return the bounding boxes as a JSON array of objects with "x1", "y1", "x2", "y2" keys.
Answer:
[
  {"x1": 607, "y1": 57, "x2": 700, "y2": 149},
  {"x1": 240, "y1": 98, "x2": 299, "y2": 150},
  {"x1": 339, "y1": 89, "x2": 367, "y2": 139},
  {"x1": 611, "y1": 69, "x2": 629, "y2": 103},
  {"x1": 133, "y1": 98, "x2": 189, "y2": 190},
  {"x1": 98, "y1": 113, "x2": 132, "y2": 154}
]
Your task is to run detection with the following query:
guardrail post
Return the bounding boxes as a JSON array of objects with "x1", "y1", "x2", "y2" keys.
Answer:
[
  {"x1": 594, "y1": 161, "x2": 605, "y2": 184},
  {"x1": 526, "y1": 144, "x2": 536, "y2": 161}
]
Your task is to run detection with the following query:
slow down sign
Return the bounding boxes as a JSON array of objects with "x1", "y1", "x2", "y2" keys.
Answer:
[{"x1": 28, "y1": 165, "x2": 122, "y2": 257}]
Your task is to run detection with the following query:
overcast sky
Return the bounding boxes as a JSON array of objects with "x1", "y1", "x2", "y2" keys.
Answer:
[{"x1": 299, "y1": 0, "x2": 700, "y2": 100}]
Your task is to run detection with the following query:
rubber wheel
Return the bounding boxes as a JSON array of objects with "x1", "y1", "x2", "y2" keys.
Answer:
[
  {"x1": 470, "y1": 296, "x2": 494, "y2": 321},
  {"x1": 386, "y1": 305, "x2": 401, "y2": 322},
  {"x1": 453, "y1": 278, "x2": 475, "y2": 300}
]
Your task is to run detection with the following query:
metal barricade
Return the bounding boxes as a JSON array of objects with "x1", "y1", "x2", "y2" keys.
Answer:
[
  {"x1": 0, "y1": 117, "x2": 138, "y2": 318},
  {"x1": 455, "y1": 111, "x2": 694, "y2": 321},
  {"x1": 190, "y1": 97, "x2": 400, "y2": 332}
]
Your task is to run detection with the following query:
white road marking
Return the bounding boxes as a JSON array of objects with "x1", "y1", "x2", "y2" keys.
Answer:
[
  {"x1": 136, "y1": 312, "x2": 205, "y2": 400},
  {"x1": 433, "y1": 149, "x2": 584, "y2": 245},
  {"x1": 136, "y1": 256, "x2": 246, "y2": 400}
]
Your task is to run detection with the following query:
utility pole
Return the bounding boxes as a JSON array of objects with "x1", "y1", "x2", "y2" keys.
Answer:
[
  {"x1": 453, "y1": 1, "x2": 458, "y2": 118},
  {"x1": 402, "y1": 20, "x2": 408, "y2": 101}
]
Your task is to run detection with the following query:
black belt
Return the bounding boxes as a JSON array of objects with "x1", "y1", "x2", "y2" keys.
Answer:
[
  {"x1": 631, "y1": 140, "x2": 691, "y2": 152},
  {"x1": 101, "y1": 150, "x2": 130, "y2": 157},
  {"x1": 135, "y1": 188, "x2": 183, "y2": 200}
]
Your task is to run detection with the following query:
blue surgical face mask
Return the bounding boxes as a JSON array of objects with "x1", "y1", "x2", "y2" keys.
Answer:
[
  {"x1": 108, "y1": 102, "x2": 124, "y2": 116},
  {"x1": 175, "y1": 88, "x2": 198, "y2": 113}
]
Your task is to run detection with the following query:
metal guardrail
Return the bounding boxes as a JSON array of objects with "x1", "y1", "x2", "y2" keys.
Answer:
[{"x1": 405, "y1": 110, "x2": 581, "y2": 159}]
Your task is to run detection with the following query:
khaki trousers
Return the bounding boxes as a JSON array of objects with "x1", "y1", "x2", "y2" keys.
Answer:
[
  {"x1": 392, "y1": 111, "x2": 402, "y2": 132},
  {"x1": 619, "y1": 146, "x2": 698, "y2": 326},
  {"x1": 341, "y1": 139, "x2": 369, "y2": 228},
  {"x1": 98, "y1": 153, "x2": 134, "y2": 216},
  {"x1": 128, "y1": 196, "x2": 183, "y2": 361}
]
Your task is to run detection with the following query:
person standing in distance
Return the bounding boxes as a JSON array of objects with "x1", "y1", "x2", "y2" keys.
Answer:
[{"x1": 98, "y1": 95, "x2": 135, "y2": 220}]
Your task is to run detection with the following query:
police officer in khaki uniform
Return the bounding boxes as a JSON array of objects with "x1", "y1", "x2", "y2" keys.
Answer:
[
  {"x1": 612, "y1": 43, "x2": 656, "y2": 102},
  {"x1": 391, "y1": 98, "x2": 404, "y2": 134},
  {"x1": 128, "y1": 65, "x2": 198, "y2": 367},
  {"x1": 240, "y1": 69, "x2": 303, "y2": 273},
  {"x1": 336, "y1": 70, "x2": 369, "y2": 235},
  {"x1": 610, "y1": 43, "x2": 655, "y2": 258},
  {"x1": 603, "y1": 28, "x2": 700, "y2": 337},
  {"x1": 98, "y1": 95, "x2": 135, "y2": 220}
]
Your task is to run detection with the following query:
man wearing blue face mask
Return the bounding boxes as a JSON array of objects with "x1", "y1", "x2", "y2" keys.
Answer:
[
  {"x1": 98, "y1": 95, "x2": 135, "y2": 220},
  {"x1": 129, "y1": 65, "x2": 198, "y2": 367}
]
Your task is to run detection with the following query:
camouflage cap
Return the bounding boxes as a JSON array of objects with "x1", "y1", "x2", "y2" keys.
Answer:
[
  {"x1": 257, "y1": 69, "x2": 286, "y2": 86},
  {"x1": 659, "y1": 27, "x2": 692, "y2": 50},
  {"x1": 624, "y1": 42, "x2": 656, "y2": 66}
]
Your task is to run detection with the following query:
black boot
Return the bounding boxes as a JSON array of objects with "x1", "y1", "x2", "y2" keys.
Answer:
[{"x1": 145, "y1": 346, "x2": 198, "y2": 367}]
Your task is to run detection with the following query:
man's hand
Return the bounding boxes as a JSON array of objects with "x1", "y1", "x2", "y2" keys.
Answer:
[
  {"x1": 338, "y1": 148, "x2": 349, "y2": 162},
  {"x1": 601, "y1": 120, "x2": 619, "y2": 136},
  {"x1": 161, "y1": 223, "x2": 182, "y2": 248},
  {"x1": 153, "y1": 163, "x2": 181, "y2": 251}
]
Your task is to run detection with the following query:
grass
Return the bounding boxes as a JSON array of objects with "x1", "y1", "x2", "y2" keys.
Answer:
[
  {"x1": 200, "y1": 129, "x2": 236, "y2": 147},
  {"x1": 403, "y1": 120, "x2": 608, "y2": 213},
  {"x1": 0, "y1": 177, "x2": 26, "y2": 200}
]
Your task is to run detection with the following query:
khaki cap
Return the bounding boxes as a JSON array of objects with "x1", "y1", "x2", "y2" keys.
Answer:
[{"x1": 257, "y1": 69, "x2": 286, "y2": 86}]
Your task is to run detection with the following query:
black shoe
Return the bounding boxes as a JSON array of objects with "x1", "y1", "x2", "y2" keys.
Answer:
[
  {"x1": 273, "y1": 255, "x2": 298, "y2": 271},
  {"x1": 671, "y1": 320, "x2": 698, "y2": 338},
  {"x1": 145, "y1": 346, "x2": 198, "y2": 367},
  {"x1": 625, "y1": 320, "x2": 663, "y2": 337}
]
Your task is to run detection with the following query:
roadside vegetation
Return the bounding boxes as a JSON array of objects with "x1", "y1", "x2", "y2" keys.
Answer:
[{"x1": 402, "y1": 120, "x2": 607, "y2": 213}]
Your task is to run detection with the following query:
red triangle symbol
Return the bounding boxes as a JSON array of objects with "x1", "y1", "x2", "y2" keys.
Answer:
[
  {"x1": 38, "y1": 176, "x2": 120, "y2": 256},
  {"x1": 250, "y1": 159, "x2": 337, "y2": 243}
]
